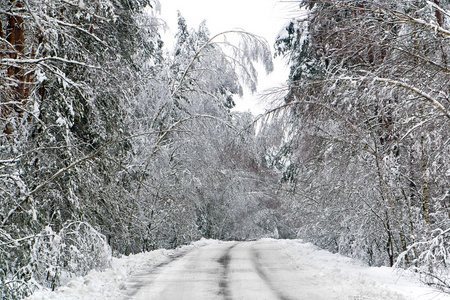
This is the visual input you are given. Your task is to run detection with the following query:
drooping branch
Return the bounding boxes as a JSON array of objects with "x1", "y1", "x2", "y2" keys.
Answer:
[{"x1": 172, "y1": 30, "x2": 272, "y2": 97}]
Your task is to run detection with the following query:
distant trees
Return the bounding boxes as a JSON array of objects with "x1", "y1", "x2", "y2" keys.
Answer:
[
  {"x1": 122, "y1": 14, "x2": 276, "y2": 250},
  {"x1": 271, "y1": 0, "x2": 450, "y2": 288}
]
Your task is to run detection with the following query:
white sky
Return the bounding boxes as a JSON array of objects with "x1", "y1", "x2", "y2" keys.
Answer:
[{"x1": 159, "y1": 0, "x2": 295, "y2": 114}]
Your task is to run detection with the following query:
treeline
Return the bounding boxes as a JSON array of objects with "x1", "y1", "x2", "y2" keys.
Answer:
[
  {"x1": 0, "y1": 0, "x2": 280, "y2": 298},
  {"x1": 269, "y1": 0, "x2": 450, "y2": 292}
]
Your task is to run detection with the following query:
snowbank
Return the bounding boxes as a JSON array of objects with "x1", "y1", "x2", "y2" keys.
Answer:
[
  {"x1": 27, "y1": 238, "x2": 220, "y2": 300},
  {"x1": 27, "y1": 238, "x2": 450, "y2": 300},
  {"x1": 280, "y1": 239, "x2": 450, "y2": 300}
]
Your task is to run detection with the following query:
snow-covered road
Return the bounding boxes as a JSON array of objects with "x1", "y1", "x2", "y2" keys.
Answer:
[
  {"x1": 29, "y1": 239, "x2": 450, "y2": 300},
  {"x1": 128, "y1": 240, "x2": 441, "y2": 300}
]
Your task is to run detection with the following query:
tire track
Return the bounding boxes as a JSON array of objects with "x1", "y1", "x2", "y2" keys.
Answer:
[
  {"x1": 251, "y1": 245, "x2": 294, "y2": 300},
  {"x1": 217, "y1": 243, "x2": 238, "y2": 300},
  {"x1": 124, "y1": 249, "x2": 190, "y2": 299}
]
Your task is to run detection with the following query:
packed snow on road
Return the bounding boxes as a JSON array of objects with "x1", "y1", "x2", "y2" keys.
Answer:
[{"x1": 27, "y1": 238, "x2": 450, "y2": 300}]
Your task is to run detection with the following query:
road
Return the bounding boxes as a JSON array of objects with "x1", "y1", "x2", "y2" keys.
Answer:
[{"x1": 127, "y1": 240, "x2": 407, "y2": 300}]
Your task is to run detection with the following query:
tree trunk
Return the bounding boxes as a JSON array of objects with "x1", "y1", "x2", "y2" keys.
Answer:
[
  {"x1": 385, "y1": 214, "x2": 395, "y2": 267},
  {"x1": 433, "y1": 0, "x2": 448, "y2": 65},
  {"x1": 2, "y1": 1, "x2": 27, "y2": 134},
  {"x1": 433, "y1": 0, "x2": 444, "y2": 27},
  {"x1": 421, "y1": 133, "x2": 430, "y2": 226}
]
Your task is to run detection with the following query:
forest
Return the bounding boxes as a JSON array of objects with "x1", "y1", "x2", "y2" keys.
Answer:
[{"x1": 0, "y1": 0, "x2": 449, "y2": 298}]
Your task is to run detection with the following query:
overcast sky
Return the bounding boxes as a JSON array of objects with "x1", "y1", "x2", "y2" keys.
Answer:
[{"x1": 159, "y1": 0, "x2": 296, "y2": 114}]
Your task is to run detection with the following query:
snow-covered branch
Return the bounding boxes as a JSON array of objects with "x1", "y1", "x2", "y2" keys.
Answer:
[
  {"x1": 1, "y1": 57, "x2": 101, "y2": 69},
  {"x1": 338, "y1": 76, "x2": 450, "y2": 120}
]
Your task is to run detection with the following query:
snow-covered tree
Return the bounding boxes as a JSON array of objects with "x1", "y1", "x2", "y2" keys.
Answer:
[
  {"x1": 118, "y1": 14, "x2": 275, "y2": 250},
  {"x1": 269, "y1": 0, "x2": 450, "y2": 284},
  {"x1": 1, "y1": 1, "x2": 279, "y2": 298},
  {"x1": 1, "y1": 0, "x2": 163, "y2": 297}
]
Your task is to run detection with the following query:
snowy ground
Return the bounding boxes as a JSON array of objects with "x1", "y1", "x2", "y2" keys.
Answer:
[
  {"x1": 27, "y1": 238, "x2": 450, "y2": 300},
  {"x1": 281, "y1": 239, "x2": 450, "y2": 300}
]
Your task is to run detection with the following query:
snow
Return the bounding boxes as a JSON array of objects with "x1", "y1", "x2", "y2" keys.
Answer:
[
  {"x1": 27, "y1": 239, "x2": 450, "y2": 300},
  {"x1": 281, "y1": 239, "x2": 450, "y2": 300},
  {"x1": 27, "y1": 238, "x2": 219, "y2": 300}
]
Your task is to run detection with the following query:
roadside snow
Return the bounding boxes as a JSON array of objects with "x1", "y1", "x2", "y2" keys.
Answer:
[
  {"x1": 27, "y1": 238, "x2": 220, "y2": 300},
  {"x1": 26, "y1": 238, "x2": 450, "y2": 300},
  {"x1": 280, "y1": 239, "x2": 450, "y2": 300}
]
